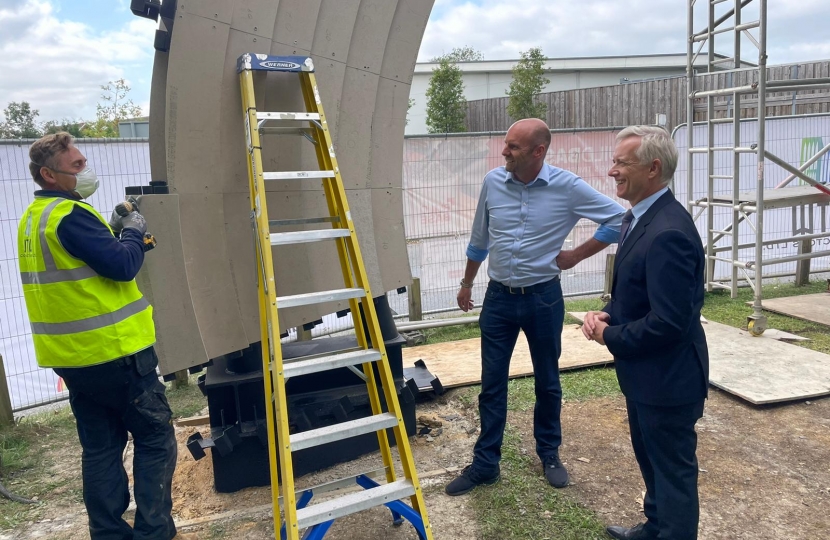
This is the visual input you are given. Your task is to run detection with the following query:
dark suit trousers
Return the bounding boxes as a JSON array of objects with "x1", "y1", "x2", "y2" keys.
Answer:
[{"x1": 626, "y1": 398, "x2": 705, "y2": 540}]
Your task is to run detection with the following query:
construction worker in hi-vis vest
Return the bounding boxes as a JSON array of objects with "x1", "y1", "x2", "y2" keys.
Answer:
[{"x1": 18, "y1": 133, "x2": 178, "y2": 540}]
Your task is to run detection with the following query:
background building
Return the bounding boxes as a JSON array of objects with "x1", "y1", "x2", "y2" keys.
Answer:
[{"x1": 406, "y1": 53, "x2": 752, "y2": 135}]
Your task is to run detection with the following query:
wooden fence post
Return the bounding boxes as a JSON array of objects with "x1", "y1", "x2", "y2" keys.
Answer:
[
  {"x1": 297, "y1": 326, "x2": 313, "y2": 341},
  {"x1": 602, "y1": 254, "x2": 616, "y2": 303},
  {"x1": 172, "y1": 369, "x2": 190, "y2": 389},
  {"x1": 408, "y1": 277, "x2": 422, "y2": 321},
  {"x1": 0, "y1": 355, "x2": 14, "y2": 427},
  {"x1": 795, "y1": 238, "x2": 812, "y2": 286}
]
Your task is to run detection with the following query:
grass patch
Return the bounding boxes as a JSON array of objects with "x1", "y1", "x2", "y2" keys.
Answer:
[
  {"x1": 418, "y1": 322, "x2": 481, "y2": 345},
  {"x1": 561, "y1": 367, "x2": 620, "y2": 402},
  {"x1": 702, "y1": 279, "x2": 830, "y2": 354},
  {"x1": 166, "y1": 374, "x2": 208, "y2": 419},
  {"x1": 0, "y1": 406, "x2": 78, "y2": 529},
  {"x1": 470, "y1": 426, "x2": 607, "y2": 540}
]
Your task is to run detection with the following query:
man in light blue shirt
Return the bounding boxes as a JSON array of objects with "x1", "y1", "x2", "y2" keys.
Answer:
[{"x1": 445, "y1": 118, "x2": 625, "y2": 496}]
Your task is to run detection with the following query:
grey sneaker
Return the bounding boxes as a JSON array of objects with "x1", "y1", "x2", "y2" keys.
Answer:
[
  {"x1": 543, "y1": 454, "x2": 569, "y2": 488},
  {"x1": 445, "y1": 465, "x2": 500, "y2": 496}
]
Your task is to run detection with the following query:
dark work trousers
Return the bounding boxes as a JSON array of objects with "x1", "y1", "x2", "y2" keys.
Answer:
[
  {"x1": 626, "y1": 398, "x2": 706, "y2": 540},
  {"x1": 54, "y1": 347, "x2": 177, "y2": 540},
  {"x1": 472, "y1": 278, "x2": 564, "y2": 474}
]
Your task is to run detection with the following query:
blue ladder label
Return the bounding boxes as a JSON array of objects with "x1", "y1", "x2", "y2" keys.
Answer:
[{"x1": 237, "y1": 53, "x2": 315, "y2": 73}]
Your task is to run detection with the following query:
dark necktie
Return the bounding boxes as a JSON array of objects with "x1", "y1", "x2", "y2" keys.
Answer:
[{"x1": 619, "y1": 210, "x2": 634, "y2": 245}]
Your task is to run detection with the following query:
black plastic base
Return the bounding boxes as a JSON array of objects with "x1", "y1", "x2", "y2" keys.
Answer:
[
  {"x1": 209, "y1": 383, "x2": 416, "y2": 493},
  {"x1": 203, "y1": 335, "x2": 416, "y2": 493}
]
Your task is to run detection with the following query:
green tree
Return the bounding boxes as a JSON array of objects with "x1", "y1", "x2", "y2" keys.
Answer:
[
  {"x1": 0, "y1": 101, "x2": 42, "y2": 139},
  {"x1": 431, "y1": 46, "x2": 483, "y2": 63},
  {"x1": 82, "y1": 78, "x2": 143, "y2": 138},
  {"x1": 506, "y1": 47, "x2": 550, "y2": 121},
  {"x1": 406, "y1": 98, "x2": 415, "y2": 126},
  {"x1": 425, "y1": 58, "x2": 467, "y2": 134},
  {"x1": 43, "y1": 119, "x2": 84, "y2": 138}
]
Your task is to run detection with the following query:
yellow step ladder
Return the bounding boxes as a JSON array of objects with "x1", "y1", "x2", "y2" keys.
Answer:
[{"x1": 237, "y1": 53, "x2": 433, "y2": 540}]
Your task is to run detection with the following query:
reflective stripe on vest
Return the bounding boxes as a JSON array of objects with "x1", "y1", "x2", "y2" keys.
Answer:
[
  {"x1": 18, "y1": 196, "x2": 155, "y2": 368},
  {"x1": 29, "y1": 297, "x2": 150, "y2": 335}
]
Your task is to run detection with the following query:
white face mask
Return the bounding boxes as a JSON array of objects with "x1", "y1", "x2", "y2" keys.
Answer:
[{"x1": 73, "y1": 167, "x2": 99, "y2": 199}]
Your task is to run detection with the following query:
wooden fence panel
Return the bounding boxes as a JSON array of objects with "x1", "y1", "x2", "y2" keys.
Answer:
[{"x1": 465, "y1": 60, "x2": 830, "y2": 133}]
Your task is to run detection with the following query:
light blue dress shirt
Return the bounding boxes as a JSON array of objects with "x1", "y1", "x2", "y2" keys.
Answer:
[
  {"x1": 467, "y1": 163, "x2": 626, "y2": 288},
  {"x1": 623, "y1": 187, "x2": 670, "y2": 244}
]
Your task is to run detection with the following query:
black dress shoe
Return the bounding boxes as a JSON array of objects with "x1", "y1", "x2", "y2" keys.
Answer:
[
  {"x1": 445, "y1": 464, "x2": 500, "y2": 496},
  {"x1": 605, "y1": 523, "x2": 656, "y2": 540}
]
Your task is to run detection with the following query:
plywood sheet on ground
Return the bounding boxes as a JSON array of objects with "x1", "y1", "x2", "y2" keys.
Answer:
[
  {"x1": 401, "y1": 325, "x2": 613, "y2": 389},
  {"x1": 569, "y1": 312, "x2": 829, "y2": 404},
  {"x1": 704, "y1": 320, "x2": 830, "y2": 404},
  {"x1": 757, "y1": 293, "x2": 830, "y2": 327}
]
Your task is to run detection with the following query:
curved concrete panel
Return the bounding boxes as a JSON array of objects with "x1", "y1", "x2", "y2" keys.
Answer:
[{"x1": 142, "y1": 0, "x2": 434, "y2": 372}]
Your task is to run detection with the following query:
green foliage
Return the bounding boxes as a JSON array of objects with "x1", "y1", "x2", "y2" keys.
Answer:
[
  {"x1": 506, "y1": 47, "x2": 550, "y2": 121},
  {"x1": 425, "y1": 58, "x2": 468, "y2": 134},
  {"x1": 406, "y1": 97, "x2": 414, "y2": 126},
  {"x1": 0, "y1": 407, "x2": 78, "y2": 529},
  {"x1": 82, "y1": 79, "x2": 143, "y2": 138},
  {"x1": 42, "y1": 119, "x2": 84, "y2": 138},
  {"x1": 165, "y1": 374, "x2": 207, "y2": 418},
  {"x1": 471, "y1": 426, "x2": 608, "y2": 539},
  {"x1": 0, "y1": 102, "x2": 42, "y2": 139},
  {"x1": 431, "y1": 46, "x2": 483, "y2": 63}
]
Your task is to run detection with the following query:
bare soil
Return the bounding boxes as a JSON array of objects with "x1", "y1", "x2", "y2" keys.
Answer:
[{"x1": 4, "y1": 387, "x2": 830, "y2": 539}]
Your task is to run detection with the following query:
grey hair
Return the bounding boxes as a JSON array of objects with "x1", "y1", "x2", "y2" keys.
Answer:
[{"x1": 616, "y1": 125, "x2": 678, "y2": 184}]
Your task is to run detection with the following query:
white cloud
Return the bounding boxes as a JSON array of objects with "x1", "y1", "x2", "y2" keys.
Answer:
[
  {"x1": 0, "y1": 0, "x2": 156, "y2": 123},
  {"x1": 419, "y1": 0, "x2": 830, "y2": 66}
]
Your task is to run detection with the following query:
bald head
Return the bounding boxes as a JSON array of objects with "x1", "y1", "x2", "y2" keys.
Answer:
[
  {"x1": 502, "y1": 118, "x2": 551, "y2": 183},
  {"x1": 508, "y1": 118, "x2": 552, "y2": 150}
]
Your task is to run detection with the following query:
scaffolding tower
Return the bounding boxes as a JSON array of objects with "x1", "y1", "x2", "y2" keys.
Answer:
[{"x1": 685, "y1": 0, "x2": 830, "y2": 335}]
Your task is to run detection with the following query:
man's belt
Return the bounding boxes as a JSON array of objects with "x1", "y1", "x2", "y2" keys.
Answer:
[{"x1": 489, "y1": 276, "x2": 560, "y2": 295}]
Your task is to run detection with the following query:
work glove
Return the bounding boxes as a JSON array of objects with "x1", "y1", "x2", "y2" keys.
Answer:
[
  {"x1": 108, "y1": 197, "x2": 140, "y2": 234},
  {"x1": 120, "y1": 211, "x2": 148, "y2": 236}
]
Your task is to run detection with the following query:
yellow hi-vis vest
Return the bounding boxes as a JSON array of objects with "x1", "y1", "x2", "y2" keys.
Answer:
[{"x1": 17, "y1": 196, "x2": 155, "y2": 368}]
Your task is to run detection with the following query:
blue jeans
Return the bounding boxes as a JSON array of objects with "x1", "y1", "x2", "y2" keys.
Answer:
[
  {"x1": 55, "y1": 347, "x2": 177, "y2": 540},
  {"x1": 472, "y1": 278, "x2": 565, "y2": 474}
]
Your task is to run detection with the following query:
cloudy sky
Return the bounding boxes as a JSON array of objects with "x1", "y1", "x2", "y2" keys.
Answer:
[{"x1": 1, "y1": 0, "x2": 829, "y2": 124}]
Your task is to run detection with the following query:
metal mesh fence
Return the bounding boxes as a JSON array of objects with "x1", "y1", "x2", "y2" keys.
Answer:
[
  {"x1": 0, "y1": 138, "x2": 151, "y2": 411},
  {"x1": 673, "y1": 113, "x2": 830, "y2": 280},
  {"x1": 5, "y1": 119, "x2": 825, "y2": 410},
  {"x1": 395, "y1": 128, "x2": 626, "y2": 319}
]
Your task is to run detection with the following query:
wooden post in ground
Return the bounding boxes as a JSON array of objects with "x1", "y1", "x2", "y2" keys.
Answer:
[
  {"x1": 297, "y1": 326, "x2": 313, "y2": 341},
  {"x1": 408, "y1": 277, "x2": 422, "y2": 321},
  {"x1": 173, "y1": 369, "x2": 190, "y2": 389},
  {"x1": 0, "y1": 355, "x2": 14, "y2": 427},
  {"x1": 602, "y1": 254, "x2": 616, "y2": 302},
  {"x1": 795, "y1": 238, "x2": 812, "y2": 286}
]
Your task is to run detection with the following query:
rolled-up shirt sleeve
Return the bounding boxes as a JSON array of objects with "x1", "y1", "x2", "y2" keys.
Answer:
[
  {"x1": 570, "y1": 177, "x2": 626, "y2": 244},
  {"x1": 466, "y1": 179, "x2": 490, "y2": 262}
]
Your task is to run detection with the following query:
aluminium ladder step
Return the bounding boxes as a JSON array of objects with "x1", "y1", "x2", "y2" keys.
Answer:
[
  {"x1": 259, "y1": 127, "x2": 315, "y2": 136},
  {"x1": 270, "y1": 229, "x2": 351, "y2": 246},
  {"x1": 295, "y1": 479, "x2": 416, "y2": 529},
  {"x1": 264, "y1": 170, "x2": 335, "y2": 181},
  {"x1": 283, "y1": 349, "x2": 381, "y2": 379},
  {"x1": 289, "y1": 412, "x2": 399, "y2": 452},
  {"x1": 257, "y1": 112, "x2": 320, "y2": 121},
  {"x1": 276, "y1": 288, "x2": 365, "y2": 309}
]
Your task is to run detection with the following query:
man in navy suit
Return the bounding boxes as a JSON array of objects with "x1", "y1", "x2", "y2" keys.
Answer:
[{"x1": 583, "y1": 126, "x2": 709, "y2": 540}]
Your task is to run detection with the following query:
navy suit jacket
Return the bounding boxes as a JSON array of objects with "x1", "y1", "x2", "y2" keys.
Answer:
[{"x1": 602, "y1": 190, "x2": 709, "y2": 407}]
